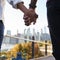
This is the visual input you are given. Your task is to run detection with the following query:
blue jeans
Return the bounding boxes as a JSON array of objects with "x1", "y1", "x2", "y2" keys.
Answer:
[{"x1": 0, "y1": 20, "x2": 4, "y2": 49}]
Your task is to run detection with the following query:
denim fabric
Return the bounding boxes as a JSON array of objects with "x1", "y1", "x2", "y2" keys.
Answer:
[{"x1": 0, "y1": 21, "x2": 4, "y2": 49}]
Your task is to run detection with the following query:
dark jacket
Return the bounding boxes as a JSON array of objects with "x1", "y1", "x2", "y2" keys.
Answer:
[{"x1": 15, "y1": 52, "x2": 24, "y2": 60}]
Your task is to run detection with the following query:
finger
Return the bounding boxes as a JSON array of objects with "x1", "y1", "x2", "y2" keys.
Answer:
[
  {"x1": 33, "y1": 20, "x2": 36, "y2": 25},
  {"x1": 24, "y1": 18, "x2": 31, "y2": 26},
  {"x1": 25, "y1": 22, "x2": 29, "y2": 26},
  {"x1": 24, "y1": 18, "x2": 30, "y2": 23},
  {"x1": 25, "y1": 23, "x2": 29, "y2": 26},
  {"x1": 23, "y1": 15, "x2": 28, "y2": 20},
  {"x1": 24, "y1": 19, "x2": 30, "y2": 25},
  {"x1": 25, "y1": 23, "x2": 30, "y2": 26},
  {"x1": 35, "y1": 14, "x2": 38, "y2": 18},
  {"x1": 33, "y1": 17, "x2": 37, "y2": 25}
]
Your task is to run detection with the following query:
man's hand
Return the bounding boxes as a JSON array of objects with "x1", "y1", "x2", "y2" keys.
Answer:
[{"x1": 23, "y1": 9, "x2": 38, "y2": 26}]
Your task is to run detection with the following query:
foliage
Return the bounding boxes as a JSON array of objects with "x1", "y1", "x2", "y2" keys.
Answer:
[{"x1": 0, "y1": 42, "x2": 44, "y2": 60}]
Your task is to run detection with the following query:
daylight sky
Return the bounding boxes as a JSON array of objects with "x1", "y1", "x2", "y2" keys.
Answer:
[{"x1": 4, "y1": 0, "x2": 49, "y2": 35}]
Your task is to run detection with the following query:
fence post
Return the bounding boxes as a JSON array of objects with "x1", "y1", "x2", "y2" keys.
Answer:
[
  {"x1": 45, "y1": 40, "x2": 47, "y2": 56},
  {"x1": 32, "y1": 36, "x2": 35, "y2": 58}
]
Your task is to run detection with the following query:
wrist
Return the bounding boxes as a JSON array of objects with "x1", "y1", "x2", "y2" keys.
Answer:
[
  {"x1": 29, "y1": 4, "x2": 36, "y2": 9},
  {"x1": 29, "y1": 0, "x2": 37, "y2": 9}
]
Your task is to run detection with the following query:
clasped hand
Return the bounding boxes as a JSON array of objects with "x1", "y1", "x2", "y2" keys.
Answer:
[{"x1": 23, "y1": 9, "x2": 38, "y2": 26}]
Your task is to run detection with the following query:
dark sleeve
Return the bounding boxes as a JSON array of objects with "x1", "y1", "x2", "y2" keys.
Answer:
[{"x1": 29, "y1": 0, "x2": 37, "y2": 9}]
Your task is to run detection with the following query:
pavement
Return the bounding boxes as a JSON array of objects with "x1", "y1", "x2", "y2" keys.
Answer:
[{"x1": 30, "y1": 55, "x2": 56, "y2": 60}]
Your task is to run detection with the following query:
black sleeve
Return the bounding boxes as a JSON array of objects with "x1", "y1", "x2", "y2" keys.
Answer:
[{"x1": 29, "y1": 0, "x2": 37, "y2": 9}]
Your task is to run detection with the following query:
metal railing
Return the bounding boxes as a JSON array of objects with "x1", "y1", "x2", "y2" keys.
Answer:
[
  {"x1": 5, "y1": 35, "x2": 51, "y2": 45},
  {"x1": 1, "y1": 35, "x2": 52, "y2": 60}
]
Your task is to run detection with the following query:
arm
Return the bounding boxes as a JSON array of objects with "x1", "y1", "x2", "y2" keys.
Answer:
[
  {"x1": 29, "y1": 0, "x2": 38, "y2": 18},
  {"x1": 17, "y1": 3, "x2": 29, "y2": 15},
  {"x1": 23, "y1": 0, "x2": 38, "y2": 26},
  {"x1": 16, "y1": 0, "x2": 38, "y2": 15},
  {"x1": 7, "y1": 0, "x2": 28, "y2": 14},
  {"x1": 7, "y1": 0, "x2": 37, "y2": 26}
]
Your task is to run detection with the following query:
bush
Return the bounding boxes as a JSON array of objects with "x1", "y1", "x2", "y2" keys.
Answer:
[{"x1": 5, "y1": 42, "x2": 44, "y2": 60}]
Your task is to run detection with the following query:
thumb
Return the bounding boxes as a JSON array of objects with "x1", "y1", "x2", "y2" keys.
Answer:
[{"x1": 23, "y1": 15, "x2": 28, "y2": 20}]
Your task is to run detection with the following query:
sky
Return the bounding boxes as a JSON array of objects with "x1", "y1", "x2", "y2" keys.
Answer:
[{"x1": 4, "y1": 0, "x2": 49, "y2": 35}]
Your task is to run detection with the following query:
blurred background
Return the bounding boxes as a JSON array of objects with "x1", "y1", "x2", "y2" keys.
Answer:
[{"x1": 0, "y1": 0, "x2": 53, "y2": 60}]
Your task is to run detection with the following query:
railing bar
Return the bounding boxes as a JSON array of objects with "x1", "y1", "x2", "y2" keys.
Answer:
[{"x1": 5, "y1": 35, "x2": 50, "y2": 45}]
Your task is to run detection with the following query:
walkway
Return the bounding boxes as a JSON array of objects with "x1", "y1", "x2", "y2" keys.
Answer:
[{"x1": 30, "y1": 55, "x2": 55, "y2": 60}]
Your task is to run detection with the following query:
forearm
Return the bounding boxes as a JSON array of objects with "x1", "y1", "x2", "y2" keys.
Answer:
[
  {"x1": 29, "y1": 0, "x2": 37, "y2": 9},
  {"x1": 17, "y1": 3, "x2": 28, "y2": 14}
]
